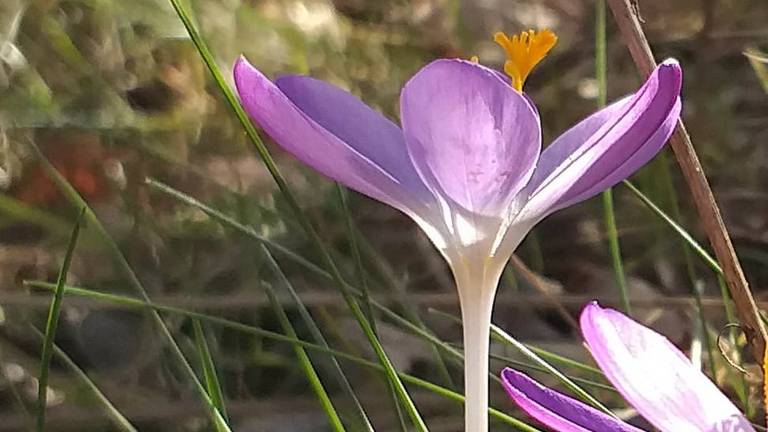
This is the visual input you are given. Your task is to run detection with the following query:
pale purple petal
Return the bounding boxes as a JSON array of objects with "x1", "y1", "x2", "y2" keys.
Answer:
[
  {"x1": 520, "y1": 59, "x2": 682, "y2": 218},
  {"x1": 233, "y1": 57, "x2": 430, "y2": 213},
  {"x1": 275, "y1": 75, "x2": 431, "y2": 200},
  {"x1": 501, "y1": 368, "x2": 643, "y2": 432},
  {"x1": 400, "y1": 59, "x2": 541, "y2": 216},
  {"x1": 581, "y1": 303, "x2": 755, "y2": 432}
]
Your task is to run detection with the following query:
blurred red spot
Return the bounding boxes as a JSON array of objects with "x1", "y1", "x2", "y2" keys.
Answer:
[{"x1": 11, "y1": 136, "x2": 112, "y2": 207}]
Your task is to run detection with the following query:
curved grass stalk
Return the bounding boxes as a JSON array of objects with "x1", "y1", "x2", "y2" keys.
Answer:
[
  {"x1": 192, "y1": 321, "x2": 229, "y2": 427},
  {"x1": 36, "y1": 209, "x2": 84, "y2": 432},
  {"x1": 596, "y1": 0, "x2": 630, "y2": 314},
  {"x1": 487, "y1": 352, "x2": 616, "y2": 393},
  {"x1": 334, "y1": 187, "x2": 398, "y2": 431},
  {"x1": 353, "y1": 224, "x2": 457, "y2": 390},
  {"x1": 622, "y1": 180, "x2": 722, "y2": 274},
  {"x1": 267, "y1": 248, "x2": 376, "y2": 431},
  {"x1": 262, "y1": 249, "x2": 346, "y2": 432}
]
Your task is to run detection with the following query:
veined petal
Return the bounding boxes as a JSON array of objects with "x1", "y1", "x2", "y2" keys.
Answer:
[
  {"x1": 520, "y1": 59, "x2": 682, "y2": 219},
  {"x1": 400, "y1": 59, "x2": 541, "y2": 217},
  {"x1": 275, "y1": 75, "x2": 431, "y2": 200},
  {"x1": 501, "y1": 368, "x2": 643, "y2": 432},
  {"x1": 561, "y1": 99, "x2": 680, "y2": 207},
  {"x1": 581, "y1": 303, "x2": 755, "y2": 432},
  {"x1": 233, "y1": 57, "x2": 430, "y2": 214}
]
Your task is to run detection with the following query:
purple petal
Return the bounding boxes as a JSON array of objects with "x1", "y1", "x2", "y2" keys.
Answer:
[
  {"x1": 400, "y1": 59, "x2": 541, "y2": 216},
  {"x1": 581, "y1": 303, "x2": 755, "y2": 432},
  {"x1": 275, "y1": 75, "x2": 431, "y2": 200},
  {"x1": 520, "y1": 59, "x2": 682, "y2": 218},
  {"x1": 233, "y1": 57, "x2": 430, "y2": 214},
  {"x1": 501, "y1": 368, "x2": 643, "y2": 432}
]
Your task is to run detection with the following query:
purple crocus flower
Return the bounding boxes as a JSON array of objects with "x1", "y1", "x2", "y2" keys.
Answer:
[
  {"x1": 233, "y1": 30, "x2": 681, "y2": 432},
  {"x1": 502, "y1": 302, "x2": 755, "y2": 432}
]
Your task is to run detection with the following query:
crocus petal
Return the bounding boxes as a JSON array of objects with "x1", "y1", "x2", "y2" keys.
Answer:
[
  {"x1": 501, "y1": 368, "x2": 643, "y2": 432},
  {"x1": 275, "y1": 75, "x2": 431, "y2": 200},
  {"x1": 400, "y1": 59, "x2": 541, "y2": 217},
  {"x1": 233, "y1": 57, "x2": 430, "y2": 214},
  {"x1": 520, "y1": 59, "x2": 682, "y2": 219},
  {"x1": 581, "y1": 303, "x2": 755, "y2": 432}
]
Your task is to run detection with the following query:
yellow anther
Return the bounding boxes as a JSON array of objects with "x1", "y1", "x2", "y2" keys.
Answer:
[
  {"x1": 470, "y1": 55, "x2": 480, "y2": 64},
  {"x1": 494, "y1": 29, "x2": 557, "y2": 91}
]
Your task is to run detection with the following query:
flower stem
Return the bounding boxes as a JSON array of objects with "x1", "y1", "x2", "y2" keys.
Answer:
[{"x1": 455, "y1": 263, "x2": 502, "y2": 432}]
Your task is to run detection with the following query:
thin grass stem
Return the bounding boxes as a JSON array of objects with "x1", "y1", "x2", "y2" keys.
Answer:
[
  {"x1": 597, "y1": 0, "x2": 630, "y2": 314},
  {"x1": 36, "y1": 208, "x2": 84, "y2": 432}
]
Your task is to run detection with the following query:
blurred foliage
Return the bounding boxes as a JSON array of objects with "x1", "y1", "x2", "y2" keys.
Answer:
[{"x1": 0, "y1": 0, "x2": 766, "y2": 430}]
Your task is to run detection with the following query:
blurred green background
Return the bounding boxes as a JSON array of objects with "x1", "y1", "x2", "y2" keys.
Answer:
[{"x1": 0, "y1": 0, "x2": 767, "y2": 430}]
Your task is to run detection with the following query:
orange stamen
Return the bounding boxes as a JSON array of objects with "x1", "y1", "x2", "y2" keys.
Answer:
[{"x1": 494, "y1": 29, "x2": 557, "y2": 91}]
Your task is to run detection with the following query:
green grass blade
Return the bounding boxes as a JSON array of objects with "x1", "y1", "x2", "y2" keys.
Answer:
[
  {"x1": 355, "y1": 229, "x2": 456, "y2": 390},
  {"x1": 261, "y1": 247, "x2": 346, "y2": 432},
  {"x1": 602, "y1": 188, "x2": 630, "y2": 312},
  {"x1": 29, "y1": 145, "x2": 232, "y2": 432},
  {"x1": 146, "y1": 179, "x2": 324, "y2": 274},
  {"x1": 165, "y1": 1, "x2": 427, "y2": 425},
  {"x1": 27, "y1": 281, "x2": 542, "y2": 431},
  {"x1": 336, "y1": 186, "x2": 377, "y2": 329},
  {"x1": 596, "y1": 0, "x2": 630, "y2": 314},
  {"x1": 489, "y1": 324, "x2": 614, "y2": 416},
  {"x1": 260, "y1": 240, "x2": 374, "y2": 430},
  {"x1": 337, "y1": 186, "x2": 419, "y2": 431},
  {"x1": 717, "y1": 275, "x2": 738, "y2": 325},
  {"x1": 487, "y1": 352, "x2": 616, "y2": 393},
  {"x1": 622, "y1": 180, "x2": 722, "y2": 274},
  {"x1": 36, "y1": 207, "x2": 85, "y2": 432},
  {"x1": 523, "y1": 345, "x2": 603, "y2": 376},
  {"x1": 30, "y1": 327, "x2": 138, "y2": 432},
  {"x1": 192, "y1": 320, "x2": 228, "y2": 425}
]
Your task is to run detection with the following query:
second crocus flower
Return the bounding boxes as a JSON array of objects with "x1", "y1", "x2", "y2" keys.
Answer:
[{"x1": 502, "y1": 302, "x2": 755, "y2": 432}]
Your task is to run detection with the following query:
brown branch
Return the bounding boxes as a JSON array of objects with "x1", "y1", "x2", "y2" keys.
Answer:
[{"x1": 607, "y1": 0, "x2": 768, "y2": 362}]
